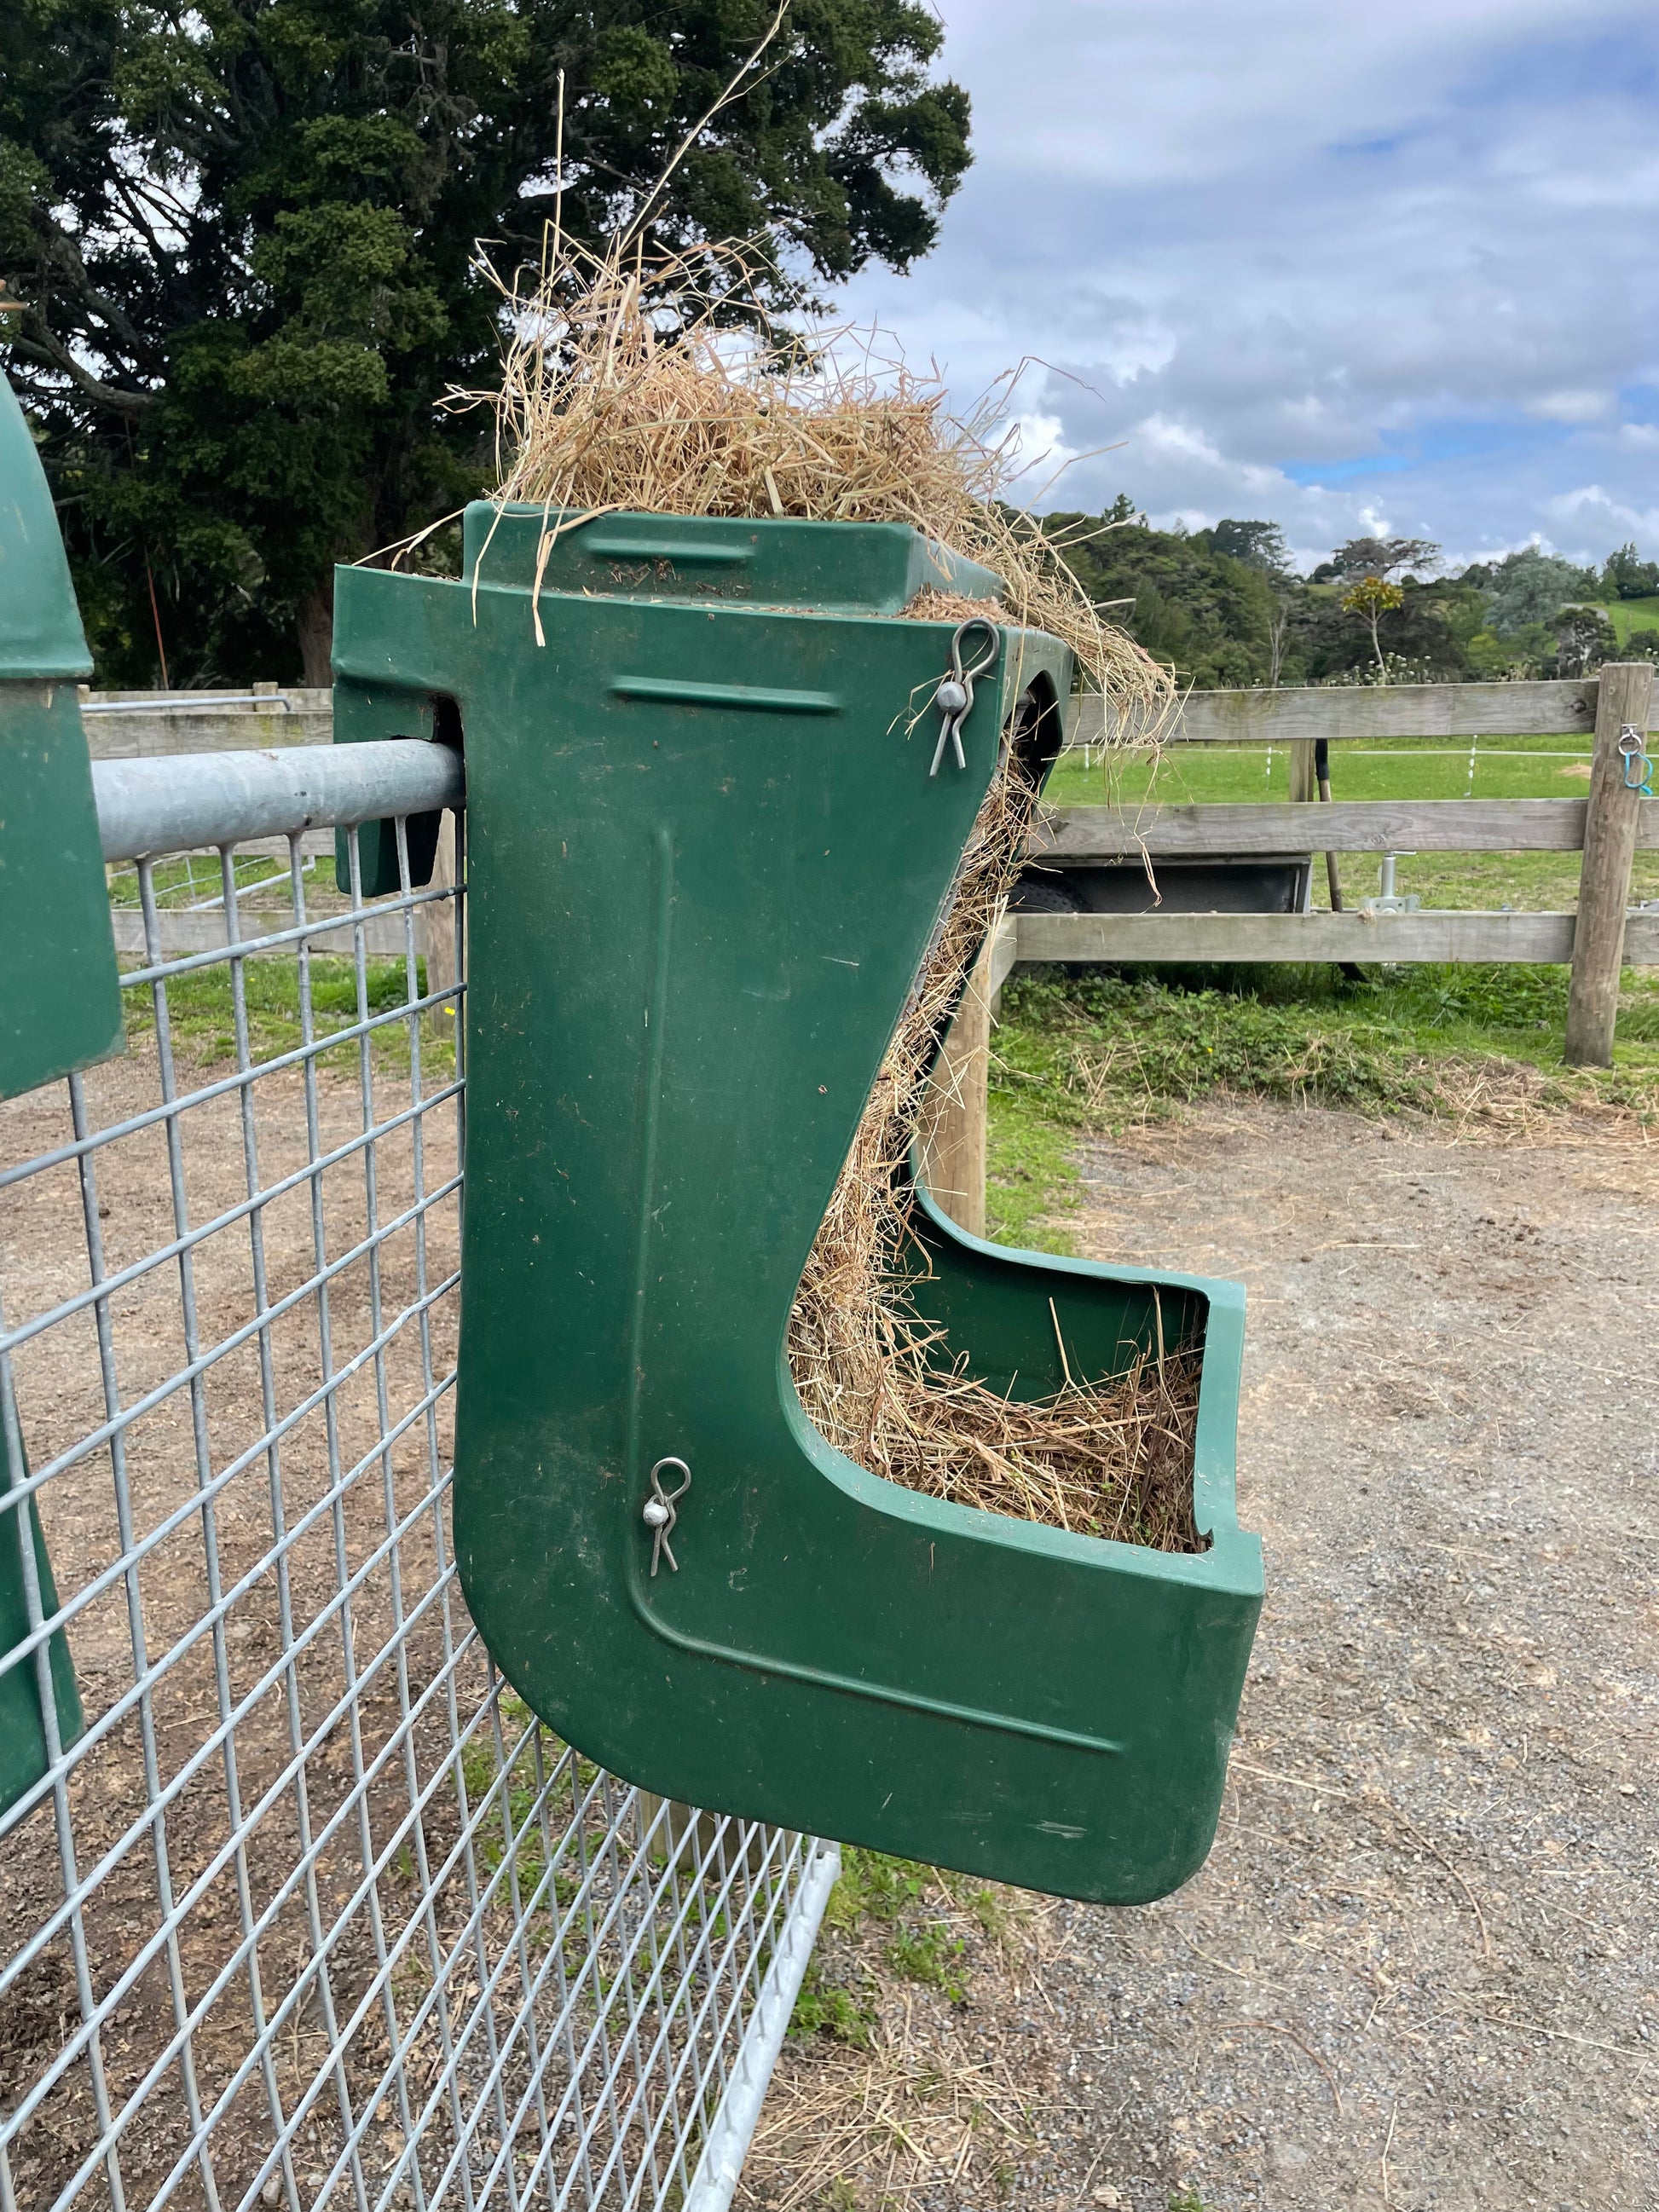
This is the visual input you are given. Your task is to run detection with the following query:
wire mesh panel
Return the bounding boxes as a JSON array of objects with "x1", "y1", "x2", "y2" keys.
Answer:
[{"x1": 0, "y1": 799, "x2": 834, "y2": 2212}]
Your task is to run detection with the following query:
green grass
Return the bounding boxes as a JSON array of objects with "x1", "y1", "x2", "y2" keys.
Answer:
[
  {"x1": 454, "y1": 1693, "x2": 592, "y2": 1926},
  {"x1": 1044, "y1": 729, "x2": 1601, "y2": 811},
  {"x1": 789, "y1": 1961, "x2": 877, "y2": 2046},
  {"x1": 1605, "y1": 595, "x2": 1659, "y2": 641},
  {"x1": 984, "y1": 965, "x2": 1659, "y2": 1250},
  {"x1": 121, "y1": 953, "x2": 455, "y2": 1077},
  {"x1": 1041, "y1": 731, "x2": 1659, "y2": 914},
  {"x1": 789, "y1": 1845, "x2": 990, "y2": 2042}
]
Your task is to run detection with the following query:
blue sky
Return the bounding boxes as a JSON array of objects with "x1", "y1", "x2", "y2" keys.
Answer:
[{"x1": 835, "y1": 0, "x2": 1659, "y2": 570}]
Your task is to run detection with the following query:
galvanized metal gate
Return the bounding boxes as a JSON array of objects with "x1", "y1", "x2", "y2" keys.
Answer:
[{"x1": 0, "y1": 745, "x2": 836, "y2": 2212}]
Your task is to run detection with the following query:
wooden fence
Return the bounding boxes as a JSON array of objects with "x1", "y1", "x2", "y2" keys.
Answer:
[
  {"x1": 922, "y1": 664, "x2": 1656, "y2": 1233},
  {"x1": 1038, "y1": 664, "x2": 1656, "y2": 1028}
]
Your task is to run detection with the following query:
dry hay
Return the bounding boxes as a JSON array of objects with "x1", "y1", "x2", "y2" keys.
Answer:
[
  {"x1": 784, "y1": 736, "x2": 1202, "y2": 1555},
  {"x1": 465, "y1": 232, "x2": 1201, "y2": 1551},
  {"x1": 476, "y1": 236, "x2": 1165, "y2": 716}
]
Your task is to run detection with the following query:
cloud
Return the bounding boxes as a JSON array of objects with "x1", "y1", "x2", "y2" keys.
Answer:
[
  {"x1": 1524, "y1": 391, "x2": 1616, "y2": 424},
  {"x1": 1541, "y1": 484, "x2": 1659, "y2": 545},
  {"x1": 834, "y1": 1, "x2": 1659, "y2": 568}
]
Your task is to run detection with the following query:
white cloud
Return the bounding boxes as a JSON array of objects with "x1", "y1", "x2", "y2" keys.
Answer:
[
  {"x1": 1542, "y1": 484, "x2": 1659, "y2": 545},
  {"x1": 1134, "y1": 415, "x2": 1227, "y2": 468},
  {"x1": 1003, "y1": 410, "x2": 1081, "y2": 497},
  {"x1": 1524, "y1": 390, "x2": 1615, "y2": 424},
  {"x1": 834, "y1": 0, "x2": 1659, "y2": 565}
]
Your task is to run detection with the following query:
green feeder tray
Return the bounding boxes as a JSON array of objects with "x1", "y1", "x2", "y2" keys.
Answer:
[{"x1": 331, "y1": 505, "x2": 1263, "y2": 1903}]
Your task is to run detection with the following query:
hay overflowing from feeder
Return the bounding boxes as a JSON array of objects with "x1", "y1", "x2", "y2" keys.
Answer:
[
  {"x1": 471, "y1": 239, "x2": 1201, "y2": 1551},
  {"x1": 481, "y1": 239, "x2": 1165, "y2": 707}
]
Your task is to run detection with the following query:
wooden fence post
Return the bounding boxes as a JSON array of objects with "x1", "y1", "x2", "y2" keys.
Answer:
[
  {"x1": 418, "y1": 808, "x2": 461, "y2": 1041},
  {"x1": 1565, "y1": 661, "x2": 1654, "y2": 1067},
  {"x1": 919, "y1": 924, "x2": 997, "y2": 1238}
]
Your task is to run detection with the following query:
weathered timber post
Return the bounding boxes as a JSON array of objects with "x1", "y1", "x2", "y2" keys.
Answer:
[
  {"x1": 1288, "y1": 737, "x2": 1317, "y2": 806},
  {"x1": 1565, "y1": 661, "x2": 1654, "y2": 1066},
  {"x1": 919, "y1": 922, "x2": 997, "y2": 1238},
  {"x1": 417, "y1": 807, "x2": 461, "y2": 1040}
]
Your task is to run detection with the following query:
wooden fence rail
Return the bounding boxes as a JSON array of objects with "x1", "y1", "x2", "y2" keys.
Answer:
[
  {"x1": 1031, "y1": 798, "x2": 1659, "y2": 858},
  {"x1": 1064, "y1": 673, "x2": 1656, "y2": 746},
  {"x1": 79, "y1": 684, "x2": 331, "y2": 758},
  {"x1": 80, "y1": 671, "x2": 1659, "y2": 760},
  {"x1": 1007, "y1": 908, "x2": 1659, "y2": 967}
]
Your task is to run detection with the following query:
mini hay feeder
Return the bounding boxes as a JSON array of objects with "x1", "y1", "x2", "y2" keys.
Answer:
[{"x1": 332, "y1": 506, "x2": 1263, "y2": 1904}]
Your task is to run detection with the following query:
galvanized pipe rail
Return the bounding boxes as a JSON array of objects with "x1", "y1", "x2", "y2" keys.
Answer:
[{"x1": 93, "y1": 740, "x2": 464, "y2": 861}]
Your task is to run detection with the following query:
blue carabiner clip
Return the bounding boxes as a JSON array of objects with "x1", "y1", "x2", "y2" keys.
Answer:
[{"x1": 1621, "y1": 725, "x2": 1655, "y2": 799}]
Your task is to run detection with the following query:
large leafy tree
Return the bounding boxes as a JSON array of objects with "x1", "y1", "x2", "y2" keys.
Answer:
[
  {"x1": 1483, "y1": 546, "x2": 1599, "y2": 639},
  {"x1": 1319, "y1": 534, "x2": 1440, "y2": 583},
  {"x1": 0, "y1": 0, "x2": 971, "y2": 683},
  {"x1": 1048, "y1": 503, "x2": 1286, "y2": 691}
]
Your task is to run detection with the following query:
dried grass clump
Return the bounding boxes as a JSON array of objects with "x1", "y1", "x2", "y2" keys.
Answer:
[
  {"x1": 477, "y1": 239, "x2": 1169, "y2": 719},
  {"x1": 471, "y1": 234, "x2": 1199, "y2": 1551}
]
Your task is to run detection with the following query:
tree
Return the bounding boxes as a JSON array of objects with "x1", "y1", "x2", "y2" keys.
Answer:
[
  {"x1": 1327, "y1": 534, "x2": 1440, "y2": 582},
  {"x1": 1601, "y1": 541, "x2": 1659, "y2": 601},
  {"x1": 1206, "y1": 518, "x2": 1292, "y2": 576},
  {"x1": 1048, "y1": 507, "x2": 1285, "y2": 690},
  {"x1": 1, "y1": 0, "x2": 972, "y2": 684},
  {"x1": 1485, "y1": 548, "x2": 1599, "y2": 638},
  {"x1": 1340, "y1": 574, "x2": 1402, "y2": 680},
  {"x1": 1554, "y1": 604, "x2": 1616, "y2": 677},
  {"x1": 1263, "y1": 601, "x2": 1289, "y2": 688}
]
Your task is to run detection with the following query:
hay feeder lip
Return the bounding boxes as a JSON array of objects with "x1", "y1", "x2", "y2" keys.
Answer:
[{"x1": 332, "y1": 503, "x2": 1263, "y2": 1907}]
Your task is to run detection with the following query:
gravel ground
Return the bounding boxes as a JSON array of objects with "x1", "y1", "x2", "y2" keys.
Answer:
[{"x1": 745, "y1": 1099, "x2": 1658, "y2": 2212}]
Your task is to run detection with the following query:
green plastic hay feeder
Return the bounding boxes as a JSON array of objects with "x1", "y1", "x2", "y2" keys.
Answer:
[{"x1": 331, "y1": 505, "x2": 1263, "y2": 1903}]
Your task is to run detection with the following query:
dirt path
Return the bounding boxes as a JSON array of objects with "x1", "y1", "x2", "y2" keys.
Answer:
[{"x1": 746, "y1": 1100, "x2": 1659, "y2": 2212}]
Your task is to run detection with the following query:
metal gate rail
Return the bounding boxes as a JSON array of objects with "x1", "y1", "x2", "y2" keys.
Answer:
[{"x1": 0, "y1": 743, "x2": 835, "y2": 2212}]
